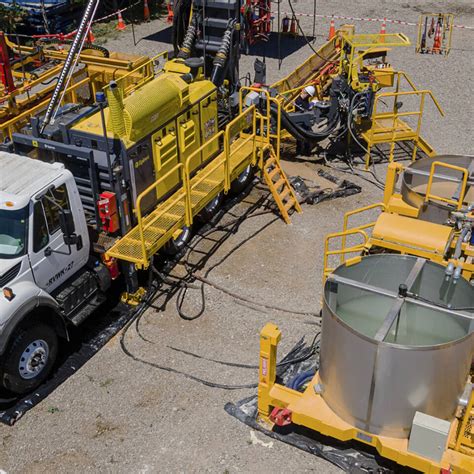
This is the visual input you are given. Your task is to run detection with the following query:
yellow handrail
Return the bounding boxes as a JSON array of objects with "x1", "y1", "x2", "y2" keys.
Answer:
[
  {"x1": 323, "y1": 229, "x2": 369, "y2": 283},
  {"x1": 225, "y1": 105, "x2": 257, "y2": 189},
  {"x1": 102, "y1": 51, "x2": 168, "y2": 95},
  {"x1": 425, "y1": 161, "x2": 469, "y2": 210},
  {"x1": 135, "y1": 163, "x2": 187, "y2": 263},
  {"x1": 342, "y1": 203, "x2": 386, "y2": 263}
]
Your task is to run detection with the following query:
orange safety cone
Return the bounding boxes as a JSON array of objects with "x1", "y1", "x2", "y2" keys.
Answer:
[
  {"x1": 116, "y1": 10, "x2": 126, "y2": 31},
  {"x1": 87, "y1": 27, "x2": 95, "y2": 43},
  {"x1": 379, "y1": 18, "x2": 387, "y2": 42},
  {"x1": 432, "y1": 23, "x2": 441, "y2": 53},
  {"x1": 143, "y1": 0, "x2": 150, "y2": 22},
  {"x1": 328, "y1": 17, "x2": 335, "y2": 40},
  {"x1": 166, "y1": 1, "x2": 174, "y2": 24}
]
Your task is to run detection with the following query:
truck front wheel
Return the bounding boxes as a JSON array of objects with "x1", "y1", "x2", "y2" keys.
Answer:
[{"x1": 1, "y1": 322, "x2": 58, "y2": 395}]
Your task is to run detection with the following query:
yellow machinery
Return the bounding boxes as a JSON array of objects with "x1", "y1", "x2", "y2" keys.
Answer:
[
  {"x1": 263, "y1": 27, "x2": 441, "y2": 168},
  {"x1": 257, "y1": 316, "x2": 473, "y2": 473},
  {"x1": 323, "y1": 155, "x2": 474, "y2": 284},
  {"x1": 101, "y1": 62, "x2": 301, "y2": 269},
  {"x1": 0, "y1": 34, "x2": 152, "y2": 141}
]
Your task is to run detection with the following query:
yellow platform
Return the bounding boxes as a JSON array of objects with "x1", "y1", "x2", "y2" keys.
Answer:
[{"x1": 106, "y1": 136, "x2": 258, "y2": 268}]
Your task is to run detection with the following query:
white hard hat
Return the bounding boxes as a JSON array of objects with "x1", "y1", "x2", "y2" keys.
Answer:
[{"x1": 304, "y1": 85, "x2": 316, "y2": 97}]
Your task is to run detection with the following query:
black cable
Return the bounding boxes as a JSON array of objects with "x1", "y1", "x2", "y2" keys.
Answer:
[
  {"x1": 167, "y1": 331, "x2": 321, "y2": 370},
  {"x1": 407, "y1": 292, "x2": 474, "y2": 312},
  {"x1": 287, "y1": 0, "x2": 334, "y2": 64},
  {"x1": 119, "y1": 282, "x2": 258, "y2": 390}
]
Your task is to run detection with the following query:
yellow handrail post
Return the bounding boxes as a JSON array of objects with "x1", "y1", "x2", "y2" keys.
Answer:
[
  {"x1": 323, "y1": 229, "x2": 369, "y2": 283},
  {"x1": 425, "y1": 161, "x2": 468, "y2": 210}
]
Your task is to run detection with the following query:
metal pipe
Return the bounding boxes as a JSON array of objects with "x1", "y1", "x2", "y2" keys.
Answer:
[{"x1": 40, "y1": 0, "x2": 98, "y2": 133}]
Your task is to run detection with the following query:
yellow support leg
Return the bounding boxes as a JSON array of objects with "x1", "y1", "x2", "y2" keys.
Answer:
[{"x1": 257, "y1": 323, "x2": 281, "y2": 421}]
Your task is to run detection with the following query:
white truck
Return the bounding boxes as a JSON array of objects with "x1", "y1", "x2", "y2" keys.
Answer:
[{"x1": 0, "y1": 152, "x2": 113, "y2": 395}]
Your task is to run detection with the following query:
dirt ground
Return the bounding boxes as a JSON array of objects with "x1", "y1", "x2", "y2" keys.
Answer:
[{"x1": 1, "y1": 1, "x2": 473, "y2": 473}]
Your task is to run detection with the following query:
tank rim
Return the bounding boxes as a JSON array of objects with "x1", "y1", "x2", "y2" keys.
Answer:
[{"x1": 323, "y1": 254, "x2": 474, "y2": 351}]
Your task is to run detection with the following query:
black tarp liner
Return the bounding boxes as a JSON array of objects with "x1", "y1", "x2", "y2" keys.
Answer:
[
  {"x1": 225, "y1": 339, "x2": 405, "y2": 474},
  {"x1": 0, "y1": 301, "x2": 135, "y2": 426}
]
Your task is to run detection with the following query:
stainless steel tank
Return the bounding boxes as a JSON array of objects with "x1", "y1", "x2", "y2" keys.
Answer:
[
  {"x1": 401, "y1": 154, "x2": 474, "y2": 223},
  {"x1": 320, "y1": 255, "x2": 474, "y2": 438}
]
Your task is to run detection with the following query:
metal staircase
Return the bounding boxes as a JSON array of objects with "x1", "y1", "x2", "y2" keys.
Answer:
[{"x1": 262, "y1": 150, "x2": 302, "y2": 224}]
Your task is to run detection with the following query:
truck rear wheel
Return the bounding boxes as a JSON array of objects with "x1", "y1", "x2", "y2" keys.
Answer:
[
  {"x1": 197, "y1": 192, "x2": 223, "y2": 223},
  {"x1": 230, "y1": 165, "x2": 255, "y2": 194},
  {"x1": 1, "y1": 322, "x2": 58, "y2": 395},
  {"x1": 163, "y1": 225, "x2": 192, "y2": 256}
]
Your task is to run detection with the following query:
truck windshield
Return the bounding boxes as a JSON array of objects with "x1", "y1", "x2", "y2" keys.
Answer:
[{"x1": 0, "y1": 206, "x2": 29, "y2": 259}]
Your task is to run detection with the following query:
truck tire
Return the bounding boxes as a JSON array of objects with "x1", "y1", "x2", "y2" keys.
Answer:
[
  {"x1": 230, "y1": 165, "x2": 255, "y2": 195},
  {"x1": 1, "y1": 322, "x2": 58, "y2": 395},
  {"x1": 196, "y1": 192, "x2": 223, "y2": 223},
  {"x1": 163, "y1": 225, "x2": 192, "y2": 256}
]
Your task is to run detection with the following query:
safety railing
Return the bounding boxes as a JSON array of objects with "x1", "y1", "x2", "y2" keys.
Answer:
[
  {"x1": 425, "y1": 161, "x2": 469, "y2": 210},
  {"x1": 135, "y1": 163, "x2": 189, "y2": 264},
  {"x1": 102, "y1": 51, "x2": 168, "y2": 97},
  {"x1": 0, "y1": 74, "x2": 94, "y2": 141},
  {"x1": 341, "y1": 202, "x2": 386, "y2": 262},
  {"x1": 239, "y1": 87, "x2": 281, "y2": 165},
  {"x1": 132, "y1": 105, "x2": 259, "y2": 265},
  {"x1": 184, "y1": 131, "x2": 225, "y2": 224},
  {"x1": 323, "y1": 229, "x2": 369, "y2": 283},
  {"x1": 364, "y1": 76, "x2": 444, "y2": 167}
]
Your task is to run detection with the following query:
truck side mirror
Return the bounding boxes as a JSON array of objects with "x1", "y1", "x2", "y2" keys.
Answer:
[{"x1": 59, "y1": 209, "x2": 76, "y2": 240}]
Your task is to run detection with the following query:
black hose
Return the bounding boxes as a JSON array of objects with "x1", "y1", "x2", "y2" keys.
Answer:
[{"x1": 271, "y1": 103, "x2": 340, "y2": 143}]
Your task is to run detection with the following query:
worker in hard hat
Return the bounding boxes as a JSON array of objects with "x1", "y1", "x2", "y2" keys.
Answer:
[
  {"x1": 294, "y1": 85, "x2": 316, "y2": 155},
  {"x1": 295, "y1": 85, "x2": 316, "y2": 112}
]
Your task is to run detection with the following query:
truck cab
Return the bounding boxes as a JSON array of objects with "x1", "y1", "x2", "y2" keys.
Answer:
[{"x1": 0, "y1": 152, "x2": 110, "y2": 395}]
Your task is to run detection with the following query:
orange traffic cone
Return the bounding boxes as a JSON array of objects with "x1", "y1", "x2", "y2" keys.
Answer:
[
  {"x1": 87, "y1": 27, "x2": 95, "y2": 43},
  {"x1": 328, "y1": 17, "x2": 335, "y2": 40},
  {"x1": 116, "y1": 10, "x2": 126, "y2": 31},
  {"x1": 143, "y1": 0, "x2": 150, "y2": 22},
  {"x1": 166, "y1": 1, "x2": 174, "y2": 24},
  {"x1": 432, "y1": 23, "x2": 441, "y2": 53},
  {"x1": 379, "y1": 18, "x2": 387, "y2": 42}
]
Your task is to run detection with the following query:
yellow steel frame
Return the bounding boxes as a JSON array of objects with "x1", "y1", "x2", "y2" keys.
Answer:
[
  {"x1": 107, "y1": 105, "x2": 260, "y2": 268},
  {"x1": 338, "y1": 33, "x2": 410, "y2": 92},
  {"x1": 322, "y1": 161, "x2": 474, "y2": 282},
  {"x1": 0, "y1": 37, "x2": 153, "y2": 140},
  {"x1": 257, "y1": 323, "x2": 474, "y2": 474},
  {"x1": 416, "y1": 13, "x2": 454, "y2": 55},
  {"x1": 361, "y1": 72, "x2": 444, "y2": 168},
  {"x1": 101, "y1": 51, "x2": 168, "y2": 97}
]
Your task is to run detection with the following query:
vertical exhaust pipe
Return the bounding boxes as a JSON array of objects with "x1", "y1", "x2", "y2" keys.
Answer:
[{"x1": 106, "y1": 81, "x2": 127, "y2": 138}]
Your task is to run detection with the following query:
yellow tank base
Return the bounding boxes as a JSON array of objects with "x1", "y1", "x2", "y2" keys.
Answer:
[
  {"x1": 257, "y1": 323, "x2": 474, "y2": 474},
  {"x1": 120, "y1": 287, "x2": 146, "y2": 306}
]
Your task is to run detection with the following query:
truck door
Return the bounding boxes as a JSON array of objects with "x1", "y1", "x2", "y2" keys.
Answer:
[{"x1": 29, "y1": 183, "x2": 84, "y2": 292}]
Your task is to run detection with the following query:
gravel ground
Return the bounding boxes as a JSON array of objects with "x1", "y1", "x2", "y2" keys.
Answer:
[{"x1": 1, "y1": 1, "x2": 473, "y2": 473}]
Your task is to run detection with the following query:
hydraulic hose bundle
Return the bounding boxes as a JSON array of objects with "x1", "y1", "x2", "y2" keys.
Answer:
[
  {"x1": 177, "y1": 13, "x2": 198, "y2": 60},
  {"x1": 210, "y1": 19, "x2": 237, "y2": 87},
  {"x1": 271, "y1": 80, "x2": 342, "y2": 144}
]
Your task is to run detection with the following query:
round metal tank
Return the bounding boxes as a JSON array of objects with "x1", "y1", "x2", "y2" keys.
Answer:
[
  {"x1": 401, "y1": 154, "x2": 474, "y2": 223},
  {"x1": 320, "y1": 254, "x2": 474, "y2": 438}
]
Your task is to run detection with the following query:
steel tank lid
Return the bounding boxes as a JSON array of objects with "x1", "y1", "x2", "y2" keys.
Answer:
[
  {"x1": 401, "y1": 154, "x2": 474, "y2": 209},
  {"x1": 323, "y1": 255, "x2": 474, "y2": 349}
]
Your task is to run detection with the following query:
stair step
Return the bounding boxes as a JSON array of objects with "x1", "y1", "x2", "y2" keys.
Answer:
[
  {"x1": 284, "y1": 199, "x2": 296, "y2": 212},
  {"x1": 69, "y1": 293, "x2": 107, "y2": 326},
  {"x1": 265, "y1": 156, "x2": 276, "y2": 168},
  {"x1": 268, "y1": 167, "x2": 280, "y2": 181},
  {"x1": 274, "y1": 177, "x2": 285, "y2": 190},
  {"x1": 279, "y1": 187, "x2": 290, "y2": 201}
]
